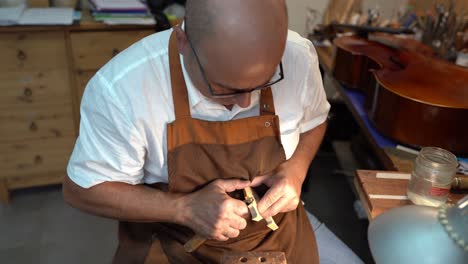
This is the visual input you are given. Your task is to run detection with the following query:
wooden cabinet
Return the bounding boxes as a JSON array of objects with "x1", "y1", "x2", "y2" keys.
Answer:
[
  {"x1": 0, "y1": 22, "x2": 155, "y2": 203},
  {"x1": 69, "y1": 29, "x2": 153, "y2": 104},
  {"x1": 0, "y1": 104, "x2": 75, "y2": 142},
  {"x1": 75, "y1": 70, "x2": 95, "y2": 103},
  {"x1": 0, "y1": 32, "x2": 68, "y2": 71},
  {"x1": 0, "y1": 137, "x2": 76, "y2": 179},
  {"x1": 70, "y1": 30, "x2": 153, "y2": 71}
]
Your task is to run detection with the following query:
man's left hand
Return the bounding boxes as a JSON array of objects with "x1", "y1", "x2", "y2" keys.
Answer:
[{"x1": 251, "y1": 160, "x2": 307, "y2": 219}]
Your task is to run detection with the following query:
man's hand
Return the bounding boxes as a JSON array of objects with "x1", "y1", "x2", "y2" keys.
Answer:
[
  {"x1": 252, "y1": 123, "x2": 327, "y2": 219},
  {"x1": 178, "y1": 179, "x2": 250, "y2": 241},
  {"x1": 251, "y1": 160, "x2": 307, "y2": 219}
]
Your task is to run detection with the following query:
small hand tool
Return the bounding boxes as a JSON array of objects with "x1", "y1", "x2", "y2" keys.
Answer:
[
  {"x1": 246, "y1": 187, "x2": 279, "y2": 231},
  {"x1": 184, "y1": 187, "x2": 279, "y2": 252}
]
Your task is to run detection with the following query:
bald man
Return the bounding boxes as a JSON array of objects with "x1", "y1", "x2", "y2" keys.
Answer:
[{"x1": 63, "y1": 1, "x2": 356, "y2": 263}]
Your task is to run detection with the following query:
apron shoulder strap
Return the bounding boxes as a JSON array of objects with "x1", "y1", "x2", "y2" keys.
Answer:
[
  {"x1": 260, "y1": 87, "x2": 277, "y2": 115},
  {"x1": 169, "y1": 30, "x2": 191, "y2": 119}
]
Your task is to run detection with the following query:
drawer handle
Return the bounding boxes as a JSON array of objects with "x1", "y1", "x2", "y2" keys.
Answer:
[
  {"x1": 112, "y1": 48, "x2": 120, "y2": 56},
  {"x1": 24, "y1": 87, "x2": 33, "y2": 97},
  {"x1": 30, "y1": 121, "x2": 38, "y2": 131},
  {"x1": 17, "y1": 50, "x2": 27, "y2": 61},
  {"x1": 34, "y1": 155, "x2": 43, "y2": 164}
]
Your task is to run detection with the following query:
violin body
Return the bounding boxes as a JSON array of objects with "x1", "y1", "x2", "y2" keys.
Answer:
[{"x1": 333, "y1": 35, "x2": 468, "y2": 154}]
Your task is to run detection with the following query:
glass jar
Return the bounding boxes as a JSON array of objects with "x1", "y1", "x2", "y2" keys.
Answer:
[{"x1": 407, "y1": 147, "x2": 458, "y2": 207}]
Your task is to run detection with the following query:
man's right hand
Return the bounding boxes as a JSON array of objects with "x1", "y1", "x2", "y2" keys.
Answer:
[{"x1": 177, "y1": 179, "x2": 251, "y2": 241}]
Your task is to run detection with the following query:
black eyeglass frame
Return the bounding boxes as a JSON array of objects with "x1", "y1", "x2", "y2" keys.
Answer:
[{"x1": 184, "y1": 23, "x2": 284, "y2": 98}]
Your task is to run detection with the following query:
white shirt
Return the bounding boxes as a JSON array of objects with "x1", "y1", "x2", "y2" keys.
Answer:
[{"x1": 67, "y1": 28, "x2": 330, "y2": 188}]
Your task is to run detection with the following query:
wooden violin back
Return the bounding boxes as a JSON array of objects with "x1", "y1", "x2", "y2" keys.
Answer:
[{"x1": 333, "y1": 35, "x2": 468, "y2": 154}]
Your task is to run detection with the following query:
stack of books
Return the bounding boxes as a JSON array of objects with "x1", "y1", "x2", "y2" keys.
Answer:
[{"x1": 89, "y1": 0, "x2": 155, "y2": 25}]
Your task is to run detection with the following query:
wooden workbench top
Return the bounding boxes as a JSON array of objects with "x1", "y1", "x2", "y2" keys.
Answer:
[{"x1": 354, "y1": 170, "x2": 467, "y2": 220}]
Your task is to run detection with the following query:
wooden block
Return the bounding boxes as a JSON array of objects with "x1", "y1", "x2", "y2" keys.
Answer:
[
  {"x1": 355, "y1": 170, "x2": 468, "y2": 220},
  {"x1": 27, "y1": 0, "x2": 50, "y2": 8},
  {"x1": 247, "y1": 202, "x2": 262, "y2": 222},
  {"x1": 265, "y1": 217, "x2": 279, "y2": 231},
  {"x1": 244, "y1": 187, "x2": 262, "y2": 222},
  {"x1": 243, "y1": 186, "x2": 254, "y2": 202},
  {"x1": 221, "y1": 252, "x2": 287, "y2": 264}
]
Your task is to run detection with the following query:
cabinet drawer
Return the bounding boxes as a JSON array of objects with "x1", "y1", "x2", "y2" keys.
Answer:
[
  {"x1": 0, "y1": 32, "x2": 68, "y2": 72},
  {"x1": 0, "y1": 137, "x2": 75, "y2": 178},
  {"x1": 0, "y1": 69, "x2": 71, "y2": 108},
  {"x1": 76, "y1": 70, "x2": 96, "y2": 105},
  {"x1": 70, "y1": 30, "x2": 154, "y2": 71},
  {"x1": 0, "y1": 104, "x2": 76, "y2": 142}
]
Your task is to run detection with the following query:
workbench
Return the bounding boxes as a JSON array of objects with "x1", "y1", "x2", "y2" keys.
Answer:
[
  {"x1": 354, "y1": 170, "x2": 467, "y2": 220},
  {"x1": 313, "y1": 41, "x2": 468, "y2": 220}
]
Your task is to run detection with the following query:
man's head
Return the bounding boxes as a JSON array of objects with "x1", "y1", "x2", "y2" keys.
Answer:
[{"x1": 174, "y1": 0, "x2": 288, "y2": 108}]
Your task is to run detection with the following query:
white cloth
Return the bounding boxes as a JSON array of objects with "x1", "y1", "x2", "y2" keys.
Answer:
[
  {"x1": 307, "y1": 212, "x2": 364, "y2": 264},
  {"x1": 67, "y1": 28, "x2": 330, "y2": 188}
]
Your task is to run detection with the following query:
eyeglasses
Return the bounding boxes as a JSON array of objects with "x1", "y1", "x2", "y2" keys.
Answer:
[{"x1": 184, "y1": 23, "x2": 284, "y2": 98}]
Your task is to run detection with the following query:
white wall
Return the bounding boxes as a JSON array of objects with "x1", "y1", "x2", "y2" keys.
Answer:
[
  {"x1": 287, "y1": 0, "x2": 409, "y2": 36},
  {"x1": 287, "y1": 0, "x2": 329, "y2": 36},
  {"x1": 362, "y1": 0, "x2": 407, "y2": 21}
]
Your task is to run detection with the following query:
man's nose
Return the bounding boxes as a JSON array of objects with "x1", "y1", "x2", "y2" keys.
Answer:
[{"x1": 235, "y1": 93, "x2": 251, "y2": 108}]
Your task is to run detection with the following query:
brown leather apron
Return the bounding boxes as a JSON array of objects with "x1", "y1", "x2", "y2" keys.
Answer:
[{"x1": 113, "y1": 31, "x2": 318, "y2": 264}]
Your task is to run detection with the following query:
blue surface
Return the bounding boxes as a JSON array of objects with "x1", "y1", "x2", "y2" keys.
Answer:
[
  {"x1": 341, "y1": 86, "x2": 467, "y2": 161},
  {"x1": 342, "y1": 87, "x2": 397, "y2": 149}
]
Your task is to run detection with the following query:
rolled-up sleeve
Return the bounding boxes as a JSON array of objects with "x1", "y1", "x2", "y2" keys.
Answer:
[
  {"x1": 299, "y1": 41, "x2": 330, "y2": 133},
  {"x1": 67, "y1": 74, "x2": 146, "y2": 188}
]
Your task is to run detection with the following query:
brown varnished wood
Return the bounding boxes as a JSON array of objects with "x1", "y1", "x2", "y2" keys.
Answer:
[
  {"x1": 333, "y1": 35, "x2": 468, "y2": 154},
  {"x1": 370, "y1": 33, "x2": 437, "y2": 57},
  {"x1": 333, "y1": 36, "x2": 399, "y2": 93}
]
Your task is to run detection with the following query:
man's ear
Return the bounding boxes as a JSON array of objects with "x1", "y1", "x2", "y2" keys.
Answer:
[{"x1": 173, "y1": 25, "x2": 189, "y2": 54}]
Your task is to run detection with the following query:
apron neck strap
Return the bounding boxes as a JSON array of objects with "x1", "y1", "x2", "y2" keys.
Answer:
[
  {"x1": 169, "y1": 30, "x2": 277, "y2": 119},
  {"x1": 260, "y1": 88, "x2": 276, "y2": 115},
  {"x1": 169, "y1": 30, "x2": 191, "y2": 119}
]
